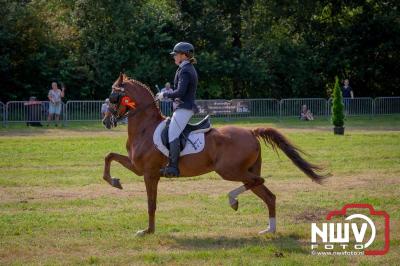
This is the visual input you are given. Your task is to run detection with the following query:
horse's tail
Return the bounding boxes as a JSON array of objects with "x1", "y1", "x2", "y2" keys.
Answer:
[{"x1": 252, "y1": 128, "x2": 329, "y2": 184}]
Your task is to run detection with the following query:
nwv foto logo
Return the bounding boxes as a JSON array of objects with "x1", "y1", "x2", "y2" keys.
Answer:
[{"x1": 310, "y1": 204, "x2": 390, "y2": 255}]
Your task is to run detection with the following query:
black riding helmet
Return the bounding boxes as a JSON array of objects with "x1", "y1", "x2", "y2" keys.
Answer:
[{"x1": 170, "y1": 42, "x2": 194, "y2": 56}]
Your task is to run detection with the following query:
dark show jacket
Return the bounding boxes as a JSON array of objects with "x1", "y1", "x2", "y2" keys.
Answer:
[
  {"x1": 163, "y1": 60, "x2": 198, "y2": 111},
  {"x1": 342, "y1": 86, "x2": 353, "y2": 98}
]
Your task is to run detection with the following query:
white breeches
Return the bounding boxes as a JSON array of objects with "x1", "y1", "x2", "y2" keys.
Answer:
[{"x1": 169, "y1": 108, "x2": 194, "y2": 142}]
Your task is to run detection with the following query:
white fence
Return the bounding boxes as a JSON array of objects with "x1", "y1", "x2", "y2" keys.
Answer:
[
  {"x1": 5, "y1": 101, "x2": 66, "y2": 125},
  {"x1": 1, "y1": 97, "x2": 399, "y2": 124},
  {"x1": 66, "y1": 101, "x2": 104, "y2": 121}
]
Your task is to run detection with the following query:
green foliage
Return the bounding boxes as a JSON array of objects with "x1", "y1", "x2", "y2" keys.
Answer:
[
  {"x1": 0, "y1": 0, "x2": 399, "y2": 101},
  {"x1": 331, "y1": 76, "x2": 344, "y2": 127}
]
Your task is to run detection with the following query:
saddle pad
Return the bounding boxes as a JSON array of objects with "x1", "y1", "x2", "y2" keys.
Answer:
[{"x1": 153, "y1": 120, "x2": 206, "y2": 157}]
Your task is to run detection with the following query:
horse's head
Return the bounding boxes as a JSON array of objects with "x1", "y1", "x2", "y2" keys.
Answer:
[{"x1": 102, "y1": 73, "x2": 159, "y2": 129}]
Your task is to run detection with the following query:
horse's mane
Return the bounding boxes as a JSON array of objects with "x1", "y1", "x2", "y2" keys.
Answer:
[
  {"x1": 123, "y1": 75, "x2": 155, "y2": 98},
  {"x1": 123, "y1": 75, "x2": 162, "y2": 114}
]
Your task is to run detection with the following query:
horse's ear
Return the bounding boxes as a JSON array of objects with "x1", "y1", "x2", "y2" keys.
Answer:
[
  {"x1": 118, "y1": 72, "x2": 124, "y2": 85},
  {"x1": 112, "y1": 73, "x2": 124, "y2": 91}
]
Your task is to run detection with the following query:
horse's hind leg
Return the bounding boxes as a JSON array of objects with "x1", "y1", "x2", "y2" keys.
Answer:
[
  {"x1": 221, "y1": 152, "x2": 277, "y2": 234},
  {"x1": 103, "y1": 152, "x2": 139, "y2": 189},
  {"x1": 216, "y1": 165, "x2": 264, "y2": 211},
  {"x1": 248, "y1": 154, "x2": 277, "y2": 234},
  {"x1": 227, "y1": 172, "x2": 265, "y2": 210},
  {"x1": 215, "y1": 148, "x2": 263, "y2": 210},
  {"x1": 249, "y1": 184, "x2": 276, "y2": 234}
]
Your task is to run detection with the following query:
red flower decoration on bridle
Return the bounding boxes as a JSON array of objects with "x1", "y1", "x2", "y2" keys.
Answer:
[{"x1": 120, "y1": 96, "x2": 136, "y2": 109}]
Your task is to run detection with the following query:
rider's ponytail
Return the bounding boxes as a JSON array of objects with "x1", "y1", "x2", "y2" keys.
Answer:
[{"x1": 189, "y1": 56, "x2": 197, "y2": 64}]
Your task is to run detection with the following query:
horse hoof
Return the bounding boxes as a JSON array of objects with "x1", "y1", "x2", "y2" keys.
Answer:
[
  {"x1": 229, "y1": 198, "x2": 239, "y2": 211},
  {"x1": 258, "y1": 227, "x2": 276, "y2": 235},
  {"x1": 111, "y1": 178, "x2": 123, "y2": 189},
  {"x1": 135, "y1": 229, "x2": 150, "y2": 237}
]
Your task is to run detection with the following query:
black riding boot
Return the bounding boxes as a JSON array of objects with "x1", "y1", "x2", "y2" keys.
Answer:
[{"x1": 160, "y1": 138, "x2": 180, "y2": 177}]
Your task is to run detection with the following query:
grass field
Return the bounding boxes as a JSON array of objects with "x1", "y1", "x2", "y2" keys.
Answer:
[{"x1": 0, "y1": 116, "x2": 399, "y2": 265}]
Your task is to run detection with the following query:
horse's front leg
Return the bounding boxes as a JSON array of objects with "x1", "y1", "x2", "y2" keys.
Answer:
[
  {"x1": 103, "y1": 152, "x2": 140, "y2": 189},
  {"x1": 136, "y1": 173, "x2": 160, "y2": 236}
]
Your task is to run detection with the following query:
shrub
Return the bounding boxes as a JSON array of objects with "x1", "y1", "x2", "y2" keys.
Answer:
[{"x1": 331, "y1": 76, "x2": 344, "y2": 127}]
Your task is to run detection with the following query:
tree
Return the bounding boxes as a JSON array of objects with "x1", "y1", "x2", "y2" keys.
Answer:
[{"x1": 0, "y1": 0, "x2": 66, "y2": 100}]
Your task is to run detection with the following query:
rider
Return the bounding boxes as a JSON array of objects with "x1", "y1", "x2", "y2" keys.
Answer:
[{"x1": 156, "y1": 42, "x2": 198, "y2": 177}]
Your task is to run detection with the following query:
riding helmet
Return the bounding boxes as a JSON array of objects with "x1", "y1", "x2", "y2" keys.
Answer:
[{"x1": 170, "y1": 42, "x2": 194, "y2": 56}]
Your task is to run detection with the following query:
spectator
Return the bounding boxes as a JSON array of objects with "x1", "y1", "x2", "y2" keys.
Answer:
[
  {"x1": 101, "y1": 98, "x2": 110, "y2": 118},
  {"x1": 300, "y1": 105, "x2": 314, "y2": 121},
  {"x1": 342, "y1": 79, "x2": 354, "y2": 113},
  {"x1": 342, "y1": 79, "x2": 354, "y2": 98},
  {"x1": 47, "y1": 82, "x2": 65, "y2": 126},
  {"x1": 25, "y1": 96, "x2": 43, "y2": 127},
  {"x1": 160, "y1": 82, "x2": 173, "y2": 115},
  {"x1": 161, "y1": 82, "x2": 173, "y2": 96}
]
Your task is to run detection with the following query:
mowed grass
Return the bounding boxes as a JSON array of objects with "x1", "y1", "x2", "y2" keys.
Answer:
[{"x1": 0, "y1": 116, "x2": 399, "y2": 265}]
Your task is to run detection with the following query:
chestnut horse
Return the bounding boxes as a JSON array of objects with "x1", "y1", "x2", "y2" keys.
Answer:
[{"x1": 102, "y1": 73, "x2": 328, "y2": 236}]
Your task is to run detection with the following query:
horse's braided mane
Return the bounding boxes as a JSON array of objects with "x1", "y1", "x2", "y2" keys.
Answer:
[
  {"x1": 125, "y1": 77, "x2": 155, "y2": 97},
  {"x1": 123, "y1": 75, "x2": 161, "y2": 113}
]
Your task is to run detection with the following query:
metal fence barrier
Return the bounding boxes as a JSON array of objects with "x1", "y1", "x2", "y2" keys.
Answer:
[
  {"x1": 5, "y1": 101, "x2": 66, "y2": 125},
  {"x1": 1, "y1": 97, "x2": 399, "y2": 125},
  {"x1": 375, "y1": 97, "x2": 400, "y2": 115},
  {"x1": 328, "y1": 97, "x2": 374, "y2": 116},
  {"x1": 66, "y1": 101, "x2": 104, "y2": 121},
  {"x1": 159, "y1": 101, "x2": 173, "y2": 117},
  {"x1": 280, "y1": 98, "x2": 327, "y2": 117},
  {"x1": 248, "y1": 99, "x2": 280, "y2": 118}
]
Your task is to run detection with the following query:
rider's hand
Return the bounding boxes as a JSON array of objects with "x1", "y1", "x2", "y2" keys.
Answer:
[{"x1": 155, "y1": 92, "x2": 164, "y2": 101}]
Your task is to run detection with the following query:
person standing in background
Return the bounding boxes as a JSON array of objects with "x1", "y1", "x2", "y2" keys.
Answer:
[
  {"x1": 25, "y1": 96, "x2": 43, "y2": 127},
  {"x1": 47, "y1": 82, "x2": 65, "y2": 126},
  {"x1": 101, "y1": 98, "x2": 110, "y2": 118},
  {"x1": 342, "y1": 79, "x2": 354, "y2": 99},
  {"x1": 161, "y1": 82, "x2": 173, "y2": 95},
  {"x1": 341, "y1": 79, "x2": 354, "y2": 114},
  {"x1": 160, "y1": 82, "x2": 173, "y2": 115}
]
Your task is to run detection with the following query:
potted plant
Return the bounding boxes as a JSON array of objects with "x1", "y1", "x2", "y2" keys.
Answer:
[{"x1": 331, "y1": 76, "x2": 345, "y2": 135}]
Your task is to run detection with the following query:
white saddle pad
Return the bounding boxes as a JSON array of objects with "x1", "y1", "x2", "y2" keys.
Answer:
[{"x1": 153, "y1": 120, "x2": 209, "y2": 157}]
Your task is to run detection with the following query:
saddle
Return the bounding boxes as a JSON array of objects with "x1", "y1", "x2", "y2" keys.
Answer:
[{"x1": 161, "y1": 115, "x2": 211, "y2": 151}]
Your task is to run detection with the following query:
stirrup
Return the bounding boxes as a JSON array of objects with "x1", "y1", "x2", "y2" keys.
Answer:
[{"x1": 160, "y1": 166, "x2": 180, "y2": 177}]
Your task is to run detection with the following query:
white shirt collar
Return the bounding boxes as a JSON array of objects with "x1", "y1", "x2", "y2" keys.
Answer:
[{"x1": 179, "y1": 60, "x2": 190, "y2": 68}]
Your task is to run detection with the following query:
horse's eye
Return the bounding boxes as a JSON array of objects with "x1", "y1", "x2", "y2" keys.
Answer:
[{"x1": 109, "y1": 92, "x2": 121, "y2": 104}]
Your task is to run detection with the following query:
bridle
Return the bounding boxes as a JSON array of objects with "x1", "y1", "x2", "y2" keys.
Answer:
[{"x1": 108, "y1": 85, "x2": 159, "y2": 125}]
